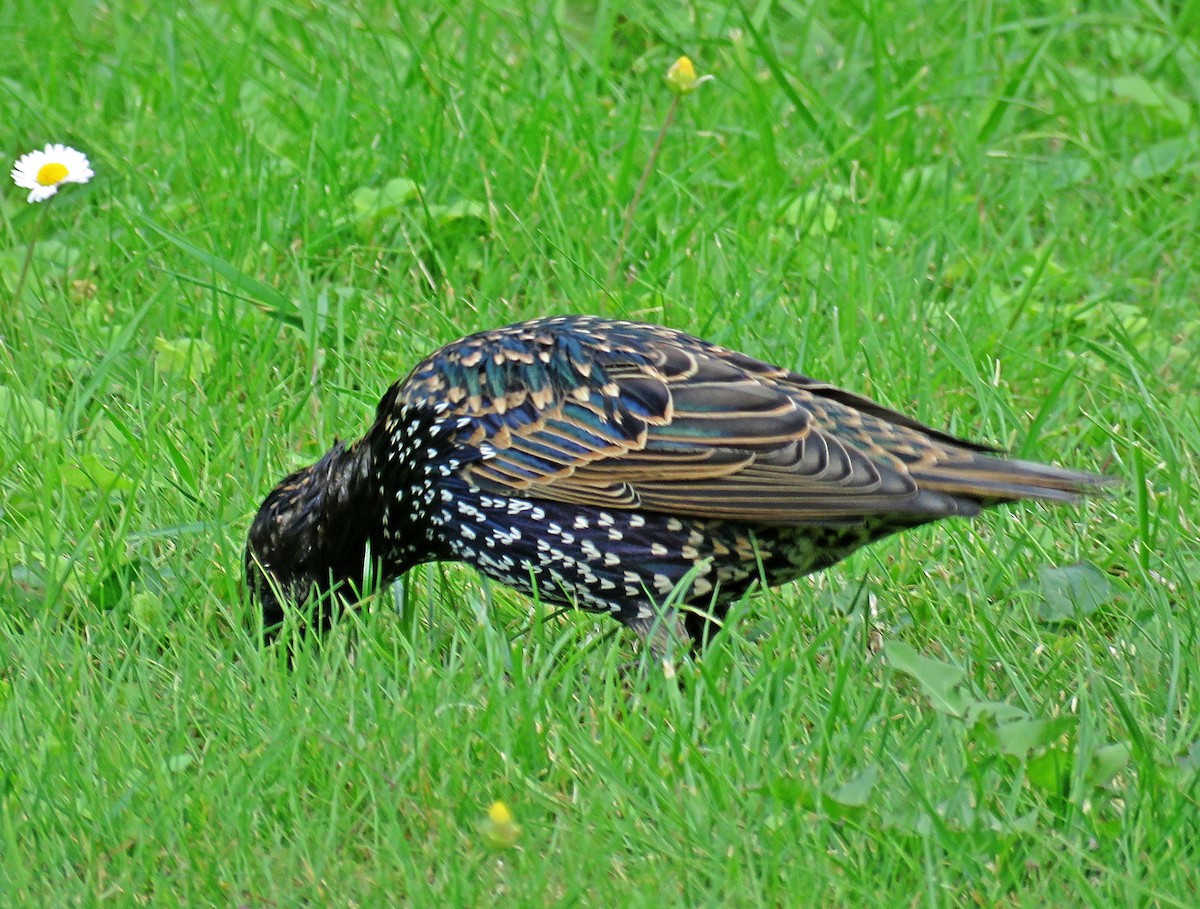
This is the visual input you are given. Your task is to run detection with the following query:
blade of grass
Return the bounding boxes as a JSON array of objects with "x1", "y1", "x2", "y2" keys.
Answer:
[{"x1": 128, "y1": 209, "x2": 302, "y2": 329}]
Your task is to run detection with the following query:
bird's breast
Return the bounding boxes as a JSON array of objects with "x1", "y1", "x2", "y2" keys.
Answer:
[{"x1": 425, "y1": 476, "x2": 885, "y2": 626}]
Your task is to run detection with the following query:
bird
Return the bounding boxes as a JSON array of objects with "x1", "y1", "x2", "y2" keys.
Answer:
[{"x1": 245, "y1": 315, "x2": 1112, "y2": 657}]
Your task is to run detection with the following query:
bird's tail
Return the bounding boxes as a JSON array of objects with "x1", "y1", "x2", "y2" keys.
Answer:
[{"x1": 911, "y1": 452, "x2": 1117, "y2": 507}]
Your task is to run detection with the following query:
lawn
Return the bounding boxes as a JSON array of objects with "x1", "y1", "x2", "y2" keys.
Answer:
[{"x1": 1, "y1": 1, "x2": 1197, "y2": 905}]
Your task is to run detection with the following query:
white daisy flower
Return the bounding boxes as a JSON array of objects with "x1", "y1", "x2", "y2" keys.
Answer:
[{"x1": 11, "y1": 143, "x2": 94, "y2": 203}]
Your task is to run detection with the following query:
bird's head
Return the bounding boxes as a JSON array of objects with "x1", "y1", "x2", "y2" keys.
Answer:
[{"x1": 245, "y1": 441, "x2": 376, "y2": 638}]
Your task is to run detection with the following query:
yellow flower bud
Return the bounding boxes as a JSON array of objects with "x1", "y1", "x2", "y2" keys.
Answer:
[
  {"x1": 665, "y1": 56, "x2": 712, "y2": 94},
  {"x1": 479, "y1": 800, "x2": 521, "y2": 850}
]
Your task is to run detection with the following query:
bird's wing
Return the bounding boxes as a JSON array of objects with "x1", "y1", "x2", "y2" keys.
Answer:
[{"x1": 396, "y1": 318, "x2": 1099, "y2": 525}]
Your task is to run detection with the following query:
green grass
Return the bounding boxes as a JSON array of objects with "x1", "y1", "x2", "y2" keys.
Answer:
[{"x1": 1, "y1": 0, "x2": 1197, "y2": 904}]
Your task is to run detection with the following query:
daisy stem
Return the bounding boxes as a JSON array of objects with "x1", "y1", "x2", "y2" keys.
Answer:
[
  {"x1": 608, "y1": 93, "x2": 681, "y2": 287},
  {"x1": 10, "y1": 199, "x2": 52, "y2": 309}
]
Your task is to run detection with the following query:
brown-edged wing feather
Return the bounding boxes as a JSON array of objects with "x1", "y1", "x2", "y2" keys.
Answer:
[{"x1": 397, "y1": 316, "x2": 1109, "y2": 526}]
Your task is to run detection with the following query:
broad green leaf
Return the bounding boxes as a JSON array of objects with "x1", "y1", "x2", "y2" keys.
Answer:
[
  {"x1": 1110, "y1": 75, "x2": 1190, "y2": 124},
  {"x1": 1027, "y1": 747, "x2": 1072, "y2": 796},
  {"x1": 429, "y1": 199, "x2": 488, "y2": 224},
  {"x1": 754, "y1": 765, "x2": 878, "y2": 820},
  {"x1": 1128, "y1": 136, "x2": 1195, "y2": 181},
  {"x1": 1046, "y1": 156, "x2": 1092, "y2": 188},
  {"x1": 1161, "y1": 742, "x2": 1200, "y2": 788},
  {"x1": 89, "y1": 556, "x2": 141, "y2": 612},
  {"x1": 6, "y1": 546, "x2": 86, "y2": 606},
  {"x1": 153, "y1": 336, "x2": 216, "y2": 381},
  {"x1": 60, "y1": 454, "x2": 135, "y2": 493},
  {"x1": 1032, "y1": 562, "x2": 1115, "y2": 624},
  {"x1": 1107, "y1": 302, "x2": 1151, "y2": 338},
  {"x1": 1069, "y1": 69, "x2": 1191, "y2": 124},
  {"x1": 131, "y1": 591, "x2": 167, "y2": 632},
  {"x1": 824, "y1": 764, "x2": 879, "y2": 819},
  {"x1": 1106, "y1": 25, "x2": 1165, "y2": 62},
  {"x1": 782, "y1": 187, "x2": 846, "y2": 233},
  {"x1": 165, "y1": 753, "x2": 194, "y2": 773},
  {"x1": 883, "y1": 641, "x2": 971, "y2": 717},
  {"x1": 30, "y1": 239, "x2": 81, "y2": 270},
  {"x1": 0, "y1": 385, "x2": 63, "y2": 444},
  {"x1": 993, "y1": 716, "x2": 1075, "y2": 758},
  {"x1": 0, "y1": 240, "x2": 81, "y2": 286},
  {"x1": 1087, "y1": 742, "x2": 1132, "y2": 789},
  {"x1": 753, "y1": 775, "x2": 816, "y2": 805},
  {"x1": 350, "y1": 177, "x2": 420, "y2": 225},
  {"x1": 963, "y1": 699, "x2": 1027, "y2": 728}
]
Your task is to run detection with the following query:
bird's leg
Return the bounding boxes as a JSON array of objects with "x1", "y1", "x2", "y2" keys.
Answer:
[{"x1": 628, "y1": 607, "x2": 693, "y2": 676}]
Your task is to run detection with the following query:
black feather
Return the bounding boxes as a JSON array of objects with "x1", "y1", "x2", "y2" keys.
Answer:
[{"x1": 245, "y1": 315, "x2": 1114, "y2": 653}]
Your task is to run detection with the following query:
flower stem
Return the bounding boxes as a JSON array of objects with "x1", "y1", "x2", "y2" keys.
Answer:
[
  {"x1": 608, "y1": 93, "x2": 681, "y2": 287},
  {"x1": 10, "y1": 200, "x2": 52, "y2": 309}
]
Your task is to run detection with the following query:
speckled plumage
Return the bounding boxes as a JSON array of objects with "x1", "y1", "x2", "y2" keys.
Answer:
[{"x1": 246, "y1": 315, "x2": 1110, "y2": 654}]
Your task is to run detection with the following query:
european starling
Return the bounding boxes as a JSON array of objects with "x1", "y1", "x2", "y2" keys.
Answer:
[{"x1": 245, "y1": 315, "x2": 1110, "y2": 655}]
